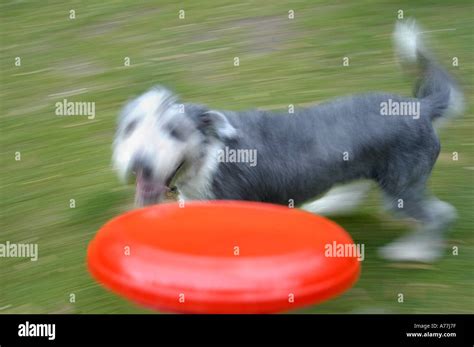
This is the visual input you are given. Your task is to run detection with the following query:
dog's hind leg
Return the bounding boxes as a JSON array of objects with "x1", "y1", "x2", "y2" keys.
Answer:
[
  {"x1": 378, "y1": 180, "x2": 457, "y2": 262},
  {"x1": 301, "y1": 181, "x2": 371, "y2": 216}
]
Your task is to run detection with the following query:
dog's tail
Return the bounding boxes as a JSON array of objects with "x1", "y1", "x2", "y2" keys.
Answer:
[{"x1": 393, "y1": 20, "x2": 464, "y2": 124}]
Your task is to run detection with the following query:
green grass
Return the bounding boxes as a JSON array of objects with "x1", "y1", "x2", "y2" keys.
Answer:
[{"x1": 1, "y1": 0, "x2": 473, "y2": 313}]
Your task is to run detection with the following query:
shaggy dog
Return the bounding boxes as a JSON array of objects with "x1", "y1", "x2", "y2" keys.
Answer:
[{"x1": 113, "y1": 21, "x2": 463, "y2": 262}]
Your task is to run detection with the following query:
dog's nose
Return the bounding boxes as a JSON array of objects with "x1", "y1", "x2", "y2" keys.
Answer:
[
  {"x1": 141, "y1": 164, "x2": 153, "y2": 180},
  {"x1": 132, "y1": 157, "x2": 153, "y2": 180}
]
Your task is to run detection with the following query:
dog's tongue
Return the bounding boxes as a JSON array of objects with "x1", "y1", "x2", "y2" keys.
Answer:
[{"x1": 136, "y1": 171, "x2": 167, "y2": 195}]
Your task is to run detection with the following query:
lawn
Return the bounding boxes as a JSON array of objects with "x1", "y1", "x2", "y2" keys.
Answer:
[{"x1": 1, "y1": 0, "x2": 472, "y2": 313}]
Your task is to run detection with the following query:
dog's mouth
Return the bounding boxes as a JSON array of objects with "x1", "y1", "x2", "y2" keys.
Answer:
[
  {"x1": 165, "y1": 161, "x2": 185, "y2": 188},
  {"x1": 135, "y1": 161, "x2": 184, "y2": 205}
]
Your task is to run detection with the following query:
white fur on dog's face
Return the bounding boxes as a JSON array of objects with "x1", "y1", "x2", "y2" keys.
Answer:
[{"x1": 112, "y1": 87, "x2": 210, "y2": 206}]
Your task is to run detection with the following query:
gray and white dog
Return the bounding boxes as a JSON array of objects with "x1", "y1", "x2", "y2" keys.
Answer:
[{"x1": 113, "y1": 21, "x2": 463, "y2": 262}]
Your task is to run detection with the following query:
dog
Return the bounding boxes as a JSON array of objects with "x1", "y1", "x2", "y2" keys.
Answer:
[{"x1": 112, "y1": 20, "x2": 463, "y2": 262}]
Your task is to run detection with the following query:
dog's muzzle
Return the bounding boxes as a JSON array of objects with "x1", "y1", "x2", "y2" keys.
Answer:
[{"x1": 132, "y1": 158, "x2": 183, "y2": 206}]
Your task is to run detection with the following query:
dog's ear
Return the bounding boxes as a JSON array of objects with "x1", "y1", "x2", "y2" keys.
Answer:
[
  {"x1": 200, "y1": 110, "x2": 237, "y2": 140},
  {"x1": 186, "y1": 104, "x2": 237, "y2": 140}
]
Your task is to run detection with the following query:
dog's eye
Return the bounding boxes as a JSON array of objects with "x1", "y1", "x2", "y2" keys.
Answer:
[
  {"x1": 169, "y1": 127, "x2": 185, "y2": 141},
  {"x1": 124, "y1": 120, "x2": 138, "y2": 136}
]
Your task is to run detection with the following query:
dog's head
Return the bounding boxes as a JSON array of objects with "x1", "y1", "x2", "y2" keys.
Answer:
[{"x1": 112, "y1": 86, "x2": 237, "y2": 206}]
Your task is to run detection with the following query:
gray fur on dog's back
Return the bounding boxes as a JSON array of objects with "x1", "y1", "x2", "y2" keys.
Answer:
[{"x1": 213, "y1": 92, "x2": 443, "y2": 204}]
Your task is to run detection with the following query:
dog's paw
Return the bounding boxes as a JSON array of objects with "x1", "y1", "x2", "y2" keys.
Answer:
[{"x1": 378, "y1": 232, "x2": 445, "y2": 263}]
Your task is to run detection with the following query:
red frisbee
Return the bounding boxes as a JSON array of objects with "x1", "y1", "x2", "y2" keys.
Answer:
[{"x1": 87, "y1": 201, "x2": 360, "y2": 313}]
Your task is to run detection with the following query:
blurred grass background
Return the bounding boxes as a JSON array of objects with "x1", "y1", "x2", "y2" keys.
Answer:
[{"x1": 0, "y1": 0, "x2": 472, "y2": 313}]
